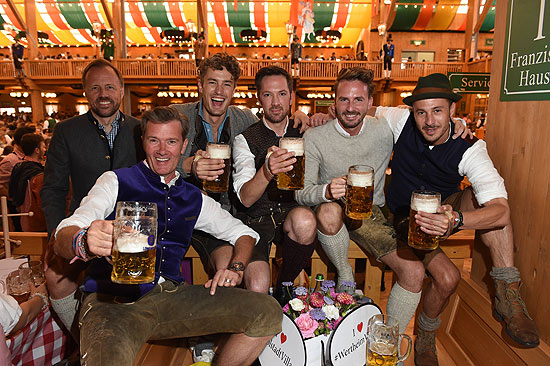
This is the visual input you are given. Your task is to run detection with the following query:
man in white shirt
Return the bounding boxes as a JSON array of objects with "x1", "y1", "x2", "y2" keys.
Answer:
[
  {"x1": 232, "y1": 66, "x2": 317, "y2": 304},
  {"x1": 384, "y1": 73, "x2": 539, "y2": 365},
  {"x1": 52, "y1": 106, "x2": 282, "y2": 366}
]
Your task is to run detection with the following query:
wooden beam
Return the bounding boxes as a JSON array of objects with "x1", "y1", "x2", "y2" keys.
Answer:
[
  {"x1": 384, "y1": 0, "x2": 398, "y2": 33},
  {"x1": 6, "y1": 0, "x2": 39, "y2": 50},
  {"x1": 464, "y1": 0, "x2": 478, "y2": 62},
  {"x1": 99, "y1": 0, "x2": 114, "y2": 29},
  {"x1": 473, "y1": 1, "x2": 493, "y2": 35}
]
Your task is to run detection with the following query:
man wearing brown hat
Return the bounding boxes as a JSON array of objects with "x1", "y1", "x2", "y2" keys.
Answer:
[{"x1": 381, "y1": 73, "x2": 539, "y2": 365}]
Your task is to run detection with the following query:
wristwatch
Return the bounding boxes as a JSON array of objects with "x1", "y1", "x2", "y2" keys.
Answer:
[{"x1": 228, "y1": 261, "x2": 246, "y2": 273}]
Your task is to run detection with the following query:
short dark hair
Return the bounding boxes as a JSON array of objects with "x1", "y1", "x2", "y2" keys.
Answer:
[
  {"x1": 20, "y1": 133, "x2": 44, "y2": 156},
  {"x1": 198, "y1": 53, "x2": 241, "y2": 85},
  {"x1": 81, "y1": 59, "x2": 124, "y2": 88},
  {"x1": 13, "y1": 126, "x2": 36, "y2": 146},
  {"x1": 255, "y1": 66, "x2": 292, "y2": 94},
  {"x1": 334, "y1": 67, "x2": 375, "y2": 97},
  {"x1": 141, "y1": 106, "x2": 190, "y2": 140}
]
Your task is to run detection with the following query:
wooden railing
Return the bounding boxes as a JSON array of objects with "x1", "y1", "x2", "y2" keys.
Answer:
[
  {"x1": 0, "y1": 59, "x2": 471, "y2": 83},
  {"x1": 466, "y1": 57, "x2": 492, "y2": 73}
]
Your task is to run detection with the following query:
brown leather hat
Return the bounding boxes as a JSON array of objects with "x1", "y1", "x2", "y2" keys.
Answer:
[{"x1": 403, "y1": 73, "x2": 462, "y2": 106}]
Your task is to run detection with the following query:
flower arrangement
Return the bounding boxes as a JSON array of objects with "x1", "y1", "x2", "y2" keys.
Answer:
[{"x1": 281, "y1": 280, "x2": 358, "y2": 339}]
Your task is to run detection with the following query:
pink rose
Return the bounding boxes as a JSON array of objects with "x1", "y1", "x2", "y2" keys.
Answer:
[{"x1": 295, "y1": 313, "x2": 319, "y2": 339}]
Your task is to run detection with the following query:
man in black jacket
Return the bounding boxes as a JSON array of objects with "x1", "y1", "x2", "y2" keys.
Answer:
[{"x1": 41, "y1": 59, "x2": 143, "y2": 338}]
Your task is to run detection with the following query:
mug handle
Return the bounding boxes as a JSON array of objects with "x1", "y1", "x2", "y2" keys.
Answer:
[{"x1": 398, "y1": 333, "x2": 412, "y2": 362}]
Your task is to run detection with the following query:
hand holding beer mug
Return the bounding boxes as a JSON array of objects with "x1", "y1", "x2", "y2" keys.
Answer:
[
  {"x1": 202, "y1": 142, "x2": 231, "y2": 193},
  {"x1": 408, "y1": 190, "x2": 442, "y2": 250},
  {"x1": 277, "y1": 137, "x2": 305, "y2": 190},
  {"x1": 111, "y1": 202, "x2": 158, "y2": 284},
  {"x1": 345, "y1": 165, "x2": 374, "y2": 220},
  {"x1": 367, "y1": 314, "x2": 412, "y2": 366}
]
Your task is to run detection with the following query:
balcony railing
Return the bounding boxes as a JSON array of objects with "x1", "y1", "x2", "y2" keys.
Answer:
[{"x1": 0, "y1": 59, "x2": 484, "y2": 83}]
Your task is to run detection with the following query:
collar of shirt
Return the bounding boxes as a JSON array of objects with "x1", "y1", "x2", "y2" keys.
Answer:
[
  {"x1": 198, "y1": 100, "x2": 229, "y2": 142},
  {"x1": 334, "y1": 117, "x2": 366, "y2": 137},
  {"x1": 262, "y1": 116, "x2": 289, "y2": 137},
  {"x1": 142, "y1": 160, "x2": 180, "y2": 186}
]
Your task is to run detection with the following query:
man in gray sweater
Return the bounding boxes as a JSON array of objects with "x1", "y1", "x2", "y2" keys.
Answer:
[{"x1": 295, "y1": 67, "x2": 428, "y2": 341}]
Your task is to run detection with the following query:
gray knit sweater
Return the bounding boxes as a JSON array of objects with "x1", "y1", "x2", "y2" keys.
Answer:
[{"x1": 295, "y1": 117, "x2": 393, "y2": 207}]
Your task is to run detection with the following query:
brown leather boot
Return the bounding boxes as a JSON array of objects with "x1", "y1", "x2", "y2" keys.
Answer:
[
  {"x1": 414, "y1": 328, "x2": 438, "y2": 366},
  {"x1": 494, "y1": 279, "x2": 539, "y2": 348}
]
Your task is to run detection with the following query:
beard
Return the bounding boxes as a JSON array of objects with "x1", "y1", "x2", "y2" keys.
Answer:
[
  {"x1": 335, "y1": 108, "x2": 366, "y2": 130},
  {"x1": 263, "y1": 106, "x2": 289, "y2": 124},
  {"x1": 90, "y1": 97, "x2": 120, "y2": 118}
]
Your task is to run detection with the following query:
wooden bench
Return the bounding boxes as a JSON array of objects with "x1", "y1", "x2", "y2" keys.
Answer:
[{"x1": 3, "y1": 230, "x2": 474, "y2": 366}]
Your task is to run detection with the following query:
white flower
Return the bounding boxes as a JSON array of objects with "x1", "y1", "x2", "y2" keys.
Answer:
[
  {"x1": 289, "y1": 298, "x2": 305, "y2": 311},
  {"x1": 322, "y1": 305, "x2": 339, "y2": 320}
]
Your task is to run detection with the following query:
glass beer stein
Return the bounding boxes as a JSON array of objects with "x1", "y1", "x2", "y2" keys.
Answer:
[
  {"x1": 6, "y1": 269, "x2": 33, "y2": 304},
  {"x1": 203, "y1": 142, "x2": 231, "y2": 193},
  {"x1": 367, "y1": 314, "x2": 412, "y2": 366},
  {"x1": 277, "y1": 137, "x2": 305, "y2": 191},
  {"x1": 408, "y1": 190, "x2": 442, "y2": 250},
  {"x1": 345, "y1": 165, "x2": 374, "y2": 220},
  {"x1": 111, "y1": 201, "x2": 158, "y2": 284}
]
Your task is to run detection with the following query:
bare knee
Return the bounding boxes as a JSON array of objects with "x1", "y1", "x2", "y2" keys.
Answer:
[
  {"x1": 244, "y1": 262, "x2": 270, "y2": 294},
  {"x1": 316, "y1": 203, "x2": 343, "y2": 235},
  {"x1": 433, "y1": 266, "x2": 460, "y2": 297},
  {"x1": 285, "y1": 207, "x2": 317, "y2": 243}
]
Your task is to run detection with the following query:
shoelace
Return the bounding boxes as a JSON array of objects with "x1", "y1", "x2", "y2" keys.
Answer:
[{"x1": 505, "y1": 287, "x2": 532, "y2": 319}]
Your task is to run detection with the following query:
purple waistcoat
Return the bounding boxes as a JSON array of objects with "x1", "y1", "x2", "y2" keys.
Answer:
[{"x1": 82, "y1": 162, "x2": 202, "y2": 300}]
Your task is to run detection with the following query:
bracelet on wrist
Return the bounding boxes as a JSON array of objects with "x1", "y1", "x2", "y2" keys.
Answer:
[
  {"x1": 29, "y1": 292, "x2": 49, "y2": 310},
  {"x1": 70, "y1": 227, "x2": 95, "y2": 264}
]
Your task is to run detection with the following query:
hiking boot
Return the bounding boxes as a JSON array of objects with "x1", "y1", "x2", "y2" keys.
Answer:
[
  {"x1": 414, "y1": 328, "x2": 438, "y2": 366},
  {"x1": 494, "y1": 279, "x2": 539, "y2": 348}
]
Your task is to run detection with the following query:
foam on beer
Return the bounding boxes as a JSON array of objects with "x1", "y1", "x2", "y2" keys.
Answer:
[
  {"x1": 116, "y1": 233, "x2": 150, "y2": 253},
  {"x1": 411, "y1": 197, "x2": 439, "y2": 214},
  {"x1": 348, "y1": 171, "x2": 373, "y2": 187},
  {"x1": 207, "y1": 144, "x2": 231, "y2": 159},
  {"x1": 279, "y1": 138, "x2": 304, "y2": 156}
]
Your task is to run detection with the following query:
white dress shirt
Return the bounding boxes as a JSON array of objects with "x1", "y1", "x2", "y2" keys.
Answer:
[
  {"x1": 232, "y1": 118, "x2": 289, "y2": 203},
  {"x1": 0, "y1": 294, "x2": 21, "y2": 335},
  {"x1": 55, "y1": 164, "x2": 259, "y2": 246}
]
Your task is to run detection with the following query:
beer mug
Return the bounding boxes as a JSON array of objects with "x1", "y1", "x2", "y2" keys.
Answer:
[
  {"x1": 111, "y1": 201, "x2": 158, "y2": 284},
  {"x1": 277, "y1": 137, "x2": 305, "y2": 191},
  {"x1": 203, "y1": 142, "x2": 231, "y2": 193},
  {"x1": 345, "y1": 165, "x2": 374, "y2": 220},
  {"x1": 6, "y1": 269, "x2": 33, "y2": 304},
  {"x1": 367, "y1": 314, "x2": 412, "y2": 366},
  {"x1": 19, "y1": 260, "x2": 46, "y2": 287},
  {"x1": 408, "y1": 190, "x2": 442, "y2": 250}
]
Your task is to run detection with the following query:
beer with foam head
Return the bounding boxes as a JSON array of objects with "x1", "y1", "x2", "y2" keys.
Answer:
[
  {"x1": 345, "y1": 165, "x2": 374, "y2": 220},
  {"x1": 203, "y1": 142, "x2": 231, "y2": 193},
  {"x1": 408, "y1": 190, "x2": 441, "y2": 250},
  {"x1": 277, "y1": 137, "x2": 305, "y2": 191},
  {"x1": 111, "y1": 202, "x2": 157, "y2": 284}
]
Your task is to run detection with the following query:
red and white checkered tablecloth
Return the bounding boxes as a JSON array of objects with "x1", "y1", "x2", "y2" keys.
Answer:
[{"x1": 6, "y1": 307, "x2": 67, "y2": 366}]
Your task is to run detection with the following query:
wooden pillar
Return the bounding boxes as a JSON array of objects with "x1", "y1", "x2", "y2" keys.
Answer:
[
  {"x1": 30, "y1": 90, "x2": 44, "y2": 122},
  {"x1": 23, "y1": 0, "x2": 38, "y2": 60},
  {"x1": 112, "y1": 0, "x2": 127, "y2": 59}
]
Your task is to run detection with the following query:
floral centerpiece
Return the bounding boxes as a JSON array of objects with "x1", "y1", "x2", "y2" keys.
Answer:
[{"x1": 281, "y1": 280, "x2": 358, "y2": 339}]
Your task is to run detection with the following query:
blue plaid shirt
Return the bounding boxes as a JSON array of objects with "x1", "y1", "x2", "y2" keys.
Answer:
[{"x1": 95, "y1": 111, "x2": 121, "y2": 151}]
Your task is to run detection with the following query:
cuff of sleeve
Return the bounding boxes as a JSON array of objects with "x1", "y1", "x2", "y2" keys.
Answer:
[{"x1": 321, "y1": 184, "x2": 332, "y2": 203}]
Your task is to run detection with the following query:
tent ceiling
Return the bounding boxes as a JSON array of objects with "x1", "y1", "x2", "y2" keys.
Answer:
[{"x1": 0, "y1": 0, "x2": 494, "y2": 48}]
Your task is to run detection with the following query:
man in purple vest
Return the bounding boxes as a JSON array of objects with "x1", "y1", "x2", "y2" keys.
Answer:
[
  {"x1": 386, "y1": 73, "x2": 539, "y2": 365},
  {"x1": 52, "y1": 106, "x2": 282, "y2": 366}
]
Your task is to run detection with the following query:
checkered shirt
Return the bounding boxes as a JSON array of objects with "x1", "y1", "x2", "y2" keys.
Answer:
[{"x1": 6, "y1": 307, "x2": 67, "y2": 366}]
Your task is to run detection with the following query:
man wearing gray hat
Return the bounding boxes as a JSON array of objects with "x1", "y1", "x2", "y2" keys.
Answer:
[{"x1": 383, "y1": 73, "x2": 539, "y2": 365}]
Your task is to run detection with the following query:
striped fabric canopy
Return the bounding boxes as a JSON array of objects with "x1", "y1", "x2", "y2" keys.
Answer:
[{"x1": 0, "y1": 0, "x2": 495, "y2": 48}]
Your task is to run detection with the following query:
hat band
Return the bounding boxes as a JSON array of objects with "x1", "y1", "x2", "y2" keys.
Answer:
[{"x1": 412, "y1": 87, "x2": 454, "y2": 95}]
